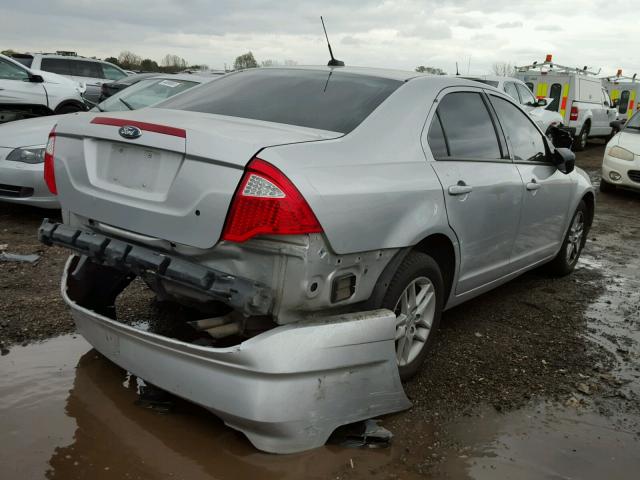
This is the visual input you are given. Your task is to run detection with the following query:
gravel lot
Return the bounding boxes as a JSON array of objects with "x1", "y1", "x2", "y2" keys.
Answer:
[{"x1": 1, "y1": 141, "x2": 639, "y2": 479}]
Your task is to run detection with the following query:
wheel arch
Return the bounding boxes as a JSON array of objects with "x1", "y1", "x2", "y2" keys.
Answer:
[
  {"x1": 581, "y1": 190, "x2": 595, "y2": 228},
  {"x1": 54, "y1": 99, "x2": 86, "y2": 114},
  {"x1": 365, "y1": 232, "x2": 458, "y2": 310}
]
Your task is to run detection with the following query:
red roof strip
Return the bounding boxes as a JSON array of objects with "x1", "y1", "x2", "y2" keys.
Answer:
[{"x1": 90, "y1": 117, "x2": 186, "y2": 138}]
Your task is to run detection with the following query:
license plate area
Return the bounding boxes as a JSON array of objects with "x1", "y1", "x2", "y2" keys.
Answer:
[{"x1": 89, "y1": 140, "x2": 183, "y2": 199}]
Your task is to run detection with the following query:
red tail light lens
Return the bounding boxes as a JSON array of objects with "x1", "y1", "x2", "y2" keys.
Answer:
[
  {"x1": 43, "y1": 126, "x2": 57, "y2": 195},
  {"x1": 221, "y1": 158, "x2": 322, "y2": 242},
  {"x1": 569, "y1": 105, "x2": 579, "y2": 121}
]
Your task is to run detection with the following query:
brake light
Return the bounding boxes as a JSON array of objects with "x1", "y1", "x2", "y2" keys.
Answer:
[
  {"x1": 569, "y1": 105, "x2": 579, "y2": 121},
  {"x1": 221, "y1": 158, "x2": 322, "y2": 242},
  {"x1": 43, "y1": 126, "x2": 57, "y2": 195}
]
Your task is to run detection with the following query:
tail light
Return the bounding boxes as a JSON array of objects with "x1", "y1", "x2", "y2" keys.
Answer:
[
  {"x1": 221, "y1": 158, "x2": 322, "y2": 242},
  {"x1": 43, "y1": 126, "x2": 57, "y2": 195},
  {"x1": 569, "y1": 105, "x2": 579, "y2": 121}
]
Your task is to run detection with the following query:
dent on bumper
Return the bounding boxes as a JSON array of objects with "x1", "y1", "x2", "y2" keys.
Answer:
[{"x1": 61, "y1": 256, "x2": 410, "y2": 453}]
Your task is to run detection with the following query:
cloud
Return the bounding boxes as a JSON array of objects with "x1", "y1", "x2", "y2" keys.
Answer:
[
  {"x1": 0, "y1": 0, "x2": 639, "y2": 75},
  {"x1": 496, "y1": 21, "x2": 523, "y2": 28},
  {"x1": 535, "y1": 24, "x2": 562, "y2": 31}
]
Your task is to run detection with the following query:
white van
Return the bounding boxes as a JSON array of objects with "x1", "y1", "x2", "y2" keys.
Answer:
[
  {"x1": 515, "y1": 55, "x2": 618, "y2": 150},
  {"x1": 602, "y1": 72, "x2": 640, "y2": 122}
]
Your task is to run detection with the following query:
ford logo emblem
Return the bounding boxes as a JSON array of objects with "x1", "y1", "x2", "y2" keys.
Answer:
[{"x1": 118, "y1": 125, "x2": 142, "y2": 139}]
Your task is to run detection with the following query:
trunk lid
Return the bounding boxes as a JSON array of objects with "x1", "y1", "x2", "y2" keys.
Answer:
[{"x1": 53, "y1": 109, "x2": 340, "y2": 249}]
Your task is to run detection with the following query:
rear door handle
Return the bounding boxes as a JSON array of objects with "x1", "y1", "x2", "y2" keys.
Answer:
[
  {"x1": 526, "y1": 180, "x2": 541, "y2": 191},
  {"x1": 448, "y1": 182, "x2": 473, "y2": 195}
]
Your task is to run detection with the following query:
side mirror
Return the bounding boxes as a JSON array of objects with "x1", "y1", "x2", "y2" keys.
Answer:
[
  {"x1": 548, "y1": 126, "x2": 574, "y2": 149},
  {"x1": 28, "y1": 74, "x2": 44, "y2": 83},
  {"x1": 552, "y1": 147, "x2": 575, "y2": 174},
  {"x1": 536, "y1": 98, "x2": 548, "y2": 107}
]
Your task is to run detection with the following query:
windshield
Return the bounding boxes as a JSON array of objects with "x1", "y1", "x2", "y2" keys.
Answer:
[
  {"x1": 156, "y1": 69, "x2": 402, "y2": 134},
  {"x1": 625, "y1": 111, "x2": 640, "y2": 131},
  {"x1": 92, "y1": 78, "x2": 198, "y2": 112}
]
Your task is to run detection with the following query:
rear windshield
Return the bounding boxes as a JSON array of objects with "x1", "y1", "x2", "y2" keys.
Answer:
[{"x1": 157, "y1": 69, "x2": 402, "y2": 134}]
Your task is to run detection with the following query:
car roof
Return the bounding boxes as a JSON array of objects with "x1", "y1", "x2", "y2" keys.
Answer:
[{"x1": 251, "y1": 65, "x2": 425, "y2": 82}]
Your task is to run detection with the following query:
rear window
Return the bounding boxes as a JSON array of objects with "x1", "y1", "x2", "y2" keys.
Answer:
[
  {"x1": 157, "y1": 69, "x2": 402, "y2": 133},
  {"x1": 11, "y1": 56, "x2": 33, "y2": 68}
]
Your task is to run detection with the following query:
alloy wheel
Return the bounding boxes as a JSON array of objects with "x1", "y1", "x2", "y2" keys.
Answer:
[
  {"x1": 393, "y1": 277, "x2": 436, "y2": 367},
  {"x1": 566, "y1": 211, "x2": 585, "y2": 264}
]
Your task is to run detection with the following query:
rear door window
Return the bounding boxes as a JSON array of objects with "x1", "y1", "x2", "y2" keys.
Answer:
[
  {"x1": 435, "y1": 91, "x2": 501, "y2": 159},
  {"x1": 40, "y1": 58, "x2": 74, "y2": 75},
  {"x1": 548, "y1": 83, "x2": 562, "y2": 111},
  {"x1": 158, "y1": 69, "x2": 402, "y2": 134},
  {"x1": 490, "y1": 95, "x2": 547, "y2": 162},
  {"x1": 73, "y1": 60, "x2": 103, "y2": 78},
  {"x1": 426, "y1": 112, "x2": 449, "y2": 158}
]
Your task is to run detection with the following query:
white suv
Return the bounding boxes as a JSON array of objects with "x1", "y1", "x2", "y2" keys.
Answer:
[
  {"x1": 465, "y1": 75, "x2": 566, "y2": 140},
  {"x1": 11, "y1": 53, "x2": 128, "y2": 103},
  {"x1": 0, "y1": 54, "x2": 86, "y2": 123}
]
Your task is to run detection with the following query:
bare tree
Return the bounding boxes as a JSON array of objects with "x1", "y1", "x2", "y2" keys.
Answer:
[
  {"x1": 161, "y1": 54, "x2": 188, "y2": 72},
  {"x1": 283, "y1": 59, "x2": 298, "y2": 66},
  {"x1": 492, "y1": 62, "x2": 515, "y2": 77},
  {"x1": 118, "y1": 51, "x2": 142, "y2": 70},
  {"x1": 261, "y1": 59, "x2": 279, "y2": 67}
]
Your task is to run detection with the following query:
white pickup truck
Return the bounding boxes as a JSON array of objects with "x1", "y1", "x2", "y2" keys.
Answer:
[{"x1": 515, "y1": 57, "x2": 618, "y2": 150}]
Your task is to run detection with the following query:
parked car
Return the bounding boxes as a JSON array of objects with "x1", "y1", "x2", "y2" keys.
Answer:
[
  {"x1": 0, "y1": 54, "x2": 86, "y2": 123},
  {"x1": 39, "y1": 67, "x2": 595, "y2": 454},
  {"x1": 601, "y1": 113, "x2": 640, "y2": 192},
  {"x1": 464, "y1": 75, "x2": 567, "y2": 141},
  {"x1": 515, "y1": 55, "x2": 618, "y2": 150},
  {"x1": 99, "y1": 73, "x2": 160, "y2": 101},
  {"x1": 10, "y1": 52, "x2": 128, "y2": 103},
  {"x1": 0, "y1": 74, "x2": 210, "y2": 208}
]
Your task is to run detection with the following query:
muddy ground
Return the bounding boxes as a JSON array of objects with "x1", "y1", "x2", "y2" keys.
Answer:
[{"x1": 1, "y1": 141, "x2": 639, "y2": 479}]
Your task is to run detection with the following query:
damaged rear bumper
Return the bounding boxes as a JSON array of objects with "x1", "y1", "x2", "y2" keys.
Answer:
[
  {"x1": 39, "y1": 219, "x2": 272, "y2": 316},
  {"x1": 61, "y1": 256, "x2": 411, "y2": 453}
]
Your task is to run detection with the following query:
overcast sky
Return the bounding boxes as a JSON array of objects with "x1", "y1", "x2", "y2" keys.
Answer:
[{"x1": 1, "y1": 0, "x2": 637, "y2": 75}]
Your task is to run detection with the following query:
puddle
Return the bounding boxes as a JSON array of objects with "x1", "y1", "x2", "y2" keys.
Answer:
[{"x1": 0, "y1": 335, "x2": 406, "y2": 480}]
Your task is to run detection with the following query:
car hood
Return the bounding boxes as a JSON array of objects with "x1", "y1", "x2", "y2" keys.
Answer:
[
  {"x1": 0, "y1": 114, "x2": 73, "y2": 148},
  {"x1": 616, "y1": 130, "x2": 640, "y2": 152}
]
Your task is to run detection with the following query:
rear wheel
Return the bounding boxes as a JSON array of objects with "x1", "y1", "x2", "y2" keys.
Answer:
[
  {"x1": 573, "y1": 124, "x2": 589, "y2": 151},
  {"x1": 546, "y1": 200, "x2": 588, "y2": 276},
  {"x1": 381, "y1": 252, "x2": 444, "y2": 381},
  {"x1": 55, "y1": 103, "x2": 84, "y2": 114}
]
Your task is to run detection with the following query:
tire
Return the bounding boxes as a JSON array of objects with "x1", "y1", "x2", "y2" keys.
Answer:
[
  {"x1": 599, "y1": 178, "x2": 615, "y2": 193},
  {"x1": 55, "y1": 103, "x2": 84, "y2": 114},
  {"x1": 573, "y1": 124, "x2": 589, "y2": 151},
  {"x1": 380, "y1": 251, "x2": 444, "y2": 381},
  {"x1": 546, "y1": 200, "x2": 588, "y2": 276}
]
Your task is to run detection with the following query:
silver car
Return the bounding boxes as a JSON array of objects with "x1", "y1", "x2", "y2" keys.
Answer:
[
  {"x1": 40, "y1": 67, "x2": 594, "y2": 453},
  {"x1": 0, "y1": 74, "x2": 212, "y2": 208}
]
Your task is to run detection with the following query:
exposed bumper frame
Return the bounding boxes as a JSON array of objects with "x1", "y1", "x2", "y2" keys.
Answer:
[
  {"x1": 61, "y1": 256, "x2": 411, "y2": 453},
  {"x1": 39, "y1": 219, "x2": 272, "y2": 316}
]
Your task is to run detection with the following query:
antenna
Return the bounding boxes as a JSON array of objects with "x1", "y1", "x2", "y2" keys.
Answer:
[
  {"x1": 320, "y1": 16, "x2": 344, "y2": 67},
  {"x1": 455, "y1": 62, "x2": 459, "y2": 76}
]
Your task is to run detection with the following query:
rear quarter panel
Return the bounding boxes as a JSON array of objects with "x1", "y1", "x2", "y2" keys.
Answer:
[{"x1": 259, "y1": 77, "x2": 459, "y2": 255}]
